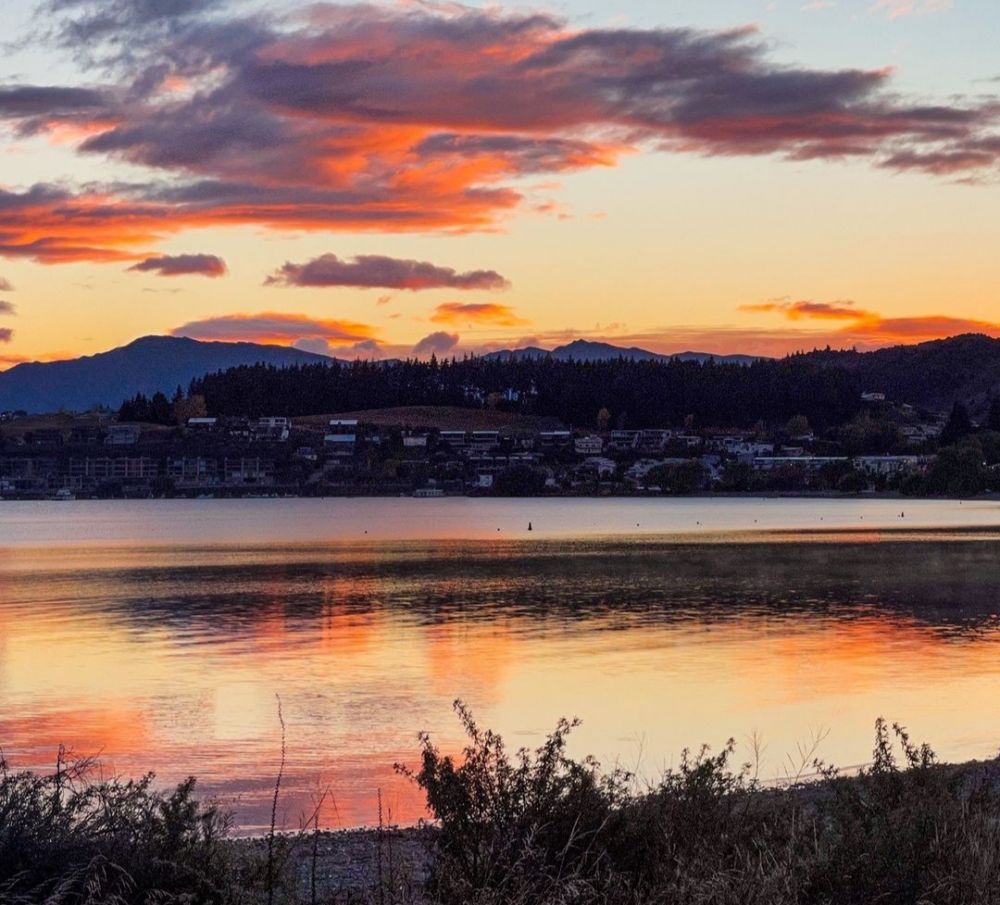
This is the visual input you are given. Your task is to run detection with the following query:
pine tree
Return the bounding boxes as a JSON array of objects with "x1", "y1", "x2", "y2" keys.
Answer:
[{"x1": 940, "y1": 401, "x2": 973, "y2": 447}]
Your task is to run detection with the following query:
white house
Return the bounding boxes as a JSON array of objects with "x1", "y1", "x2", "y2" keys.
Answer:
[{"x1": 575, "y1": 435, "x2": 604, "y2": 455}]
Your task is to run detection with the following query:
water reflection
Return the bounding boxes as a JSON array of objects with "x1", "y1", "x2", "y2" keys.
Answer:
[{"x1": 3, "y1": 533, "x2": 1000, "y2": 830}]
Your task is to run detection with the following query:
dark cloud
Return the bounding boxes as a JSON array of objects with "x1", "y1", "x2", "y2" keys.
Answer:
[
  {"x1": 0, "y1": 277, "x2": 13, "y2": 292},
  {"x1": 0, "y1": 85, "x2": 108, "y2": 117},
  {"x1": 0, "y1": 301, "x2": 16, "y2": 315},
  {"x1": 265, "y1": 254, "x2": 510, "y2": 291},
  {"x1": 0, "y1": 2, "x2": 996, "y2": 263},
  {"x1": 0, "y1": 328, "x2": 12, "y2": 343},
  {"x1": 43, "y1": 0, "x2": 216, "y2": 48},
  {"x1": 127, "y1": 253, "x2": 227, "y2": 277},
  {"x1": 413, "y1": 331, "x2": 460, "y2": 356}
]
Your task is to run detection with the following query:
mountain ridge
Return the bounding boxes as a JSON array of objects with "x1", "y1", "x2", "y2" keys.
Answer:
[
  {"x1": 483, "y1": 339, "x2": 762, "y2": 366},
  {"x1": 5, "y1": 332, "x2": 1000, "y2": 415},
  {"x1": 0, "y1": 336, "x2": 336, "y2": 413}
]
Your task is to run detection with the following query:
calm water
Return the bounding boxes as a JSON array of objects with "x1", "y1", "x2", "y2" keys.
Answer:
[{"x1": 3, "y1": 497, "x2": 1000, "y2": 831}]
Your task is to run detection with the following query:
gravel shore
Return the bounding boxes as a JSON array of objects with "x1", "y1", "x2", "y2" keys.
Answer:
[{"x1": 235, "y1": 826, "x2": 433, "y2": 902}]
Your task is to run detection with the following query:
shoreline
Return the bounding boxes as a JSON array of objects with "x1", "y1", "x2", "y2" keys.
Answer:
[{"x1": 3, "y1": 489, "x2": 1000, "y2": 502}]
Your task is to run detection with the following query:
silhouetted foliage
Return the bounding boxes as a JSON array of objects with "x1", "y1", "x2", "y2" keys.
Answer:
[
  {"x1": 403, "y1": 704, "x2": 1000, "y2": 905},
  {"x1": 987, "y1": 397, "x2": 1000, "y2": 433},
  {"x1": 187, "y1": 356, "x2": 862, "y2": 430},
  {"x1": 940, "y1": 401, "x2": 974, "y2": 446},
  {"x1": 0, "y1": 751, "x2": 238, "y2": 904},
  {"x1": 118, "y1": 390, "x2": 176, "y2": 425}
]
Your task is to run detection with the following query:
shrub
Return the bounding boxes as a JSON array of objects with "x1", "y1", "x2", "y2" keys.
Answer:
[
  {"x1": 403, "y1": 704, "x2": 1000, "y2": 905},
  {"x1": 0, "y1": 749, "x2": 240, "y2": 904}
]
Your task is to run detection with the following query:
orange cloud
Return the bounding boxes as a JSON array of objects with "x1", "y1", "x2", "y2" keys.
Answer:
[
  {"x1": 841, "y1": 315, "x2": 1000, "y2": 343},
  {"x1": 430, "y1": 302, "x2": 529, "y2": 326},
  {"x1": 0, "y1": 3, "x2": 996, "y2": 263},
  {"x1": 872, "y1": 0, "x2": 952, "y2": 19},
  {"x1": 735, "y1": 297, "x2": 1000, "y2": 351},
  {"x1": 170, "y1": 312, "x2": 378, "y2": 347},
  {"x1": 740, "y1": 299, "x2": 877, "y2": 321}
]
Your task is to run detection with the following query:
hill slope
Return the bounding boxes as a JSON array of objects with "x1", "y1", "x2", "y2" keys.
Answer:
[
  {"x1": 801, "y1": 334, "x2": 1000, "y2": 413},
  {"x1": 0, "y1": 336, "x2": 334, "y2": 413}
]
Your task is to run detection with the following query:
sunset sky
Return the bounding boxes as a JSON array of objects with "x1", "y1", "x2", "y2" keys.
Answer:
[{"x1": 1, "y1": 0, "x2": 998, "y2": 365}]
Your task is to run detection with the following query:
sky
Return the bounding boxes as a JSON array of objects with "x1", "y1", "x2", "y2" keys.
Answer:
[{"x1": 0, "y1": 0, "x2": 998, "y2": 365}]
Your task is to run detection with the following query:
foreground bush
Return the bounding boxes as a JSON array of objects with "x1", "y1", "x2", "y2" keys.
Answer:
[
  {"x1": 0, "y1": 750, "x2": 241, "y2": 904},
  {"x1": 6, "y1": 714, "x2": 1000, "y2": 904},
  {"x1": 406, "y1": 705, "x2": 1000, "y2": 905}
]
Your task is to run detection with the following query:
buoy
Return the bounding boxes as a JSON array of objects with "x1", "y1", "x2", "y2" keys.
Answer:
[{"x1": 528, "y1": 521, "x2": 532, "y2": 531}]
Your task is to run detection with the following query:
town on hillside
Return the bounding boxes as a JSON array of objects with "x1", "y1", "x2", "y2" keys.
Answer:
[{"x1": 0, "y1": 391, "x2": 993, "y2": 499}]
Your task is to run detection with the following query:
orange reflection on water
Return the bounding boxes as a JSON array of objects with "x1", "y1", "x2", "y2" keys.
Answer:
[{"x1": 3, "y1": 528, "x2": 1000, "y2": 830}]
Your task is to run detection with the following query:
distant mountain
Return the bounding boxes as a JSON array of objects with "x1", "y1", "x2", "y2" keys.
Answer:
[
  {"x1": 801, "y1": 334, "x2": 1000, "y2": 414},
  {"x1": 480, "y1": 346, "x2": 551, "y2": 362},
  {"x1": 484, "y1": 339, "x2": 761, "y2": 366},
  {"x1": 0, "y1": 336, "x2": 335, "y2": 413}
]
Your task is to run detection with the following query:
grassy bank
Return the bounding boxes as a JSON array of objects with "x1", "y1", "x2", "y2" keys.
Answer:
[{"x1": 4, "y1": 708, "x2": 1000, "y2": 904}]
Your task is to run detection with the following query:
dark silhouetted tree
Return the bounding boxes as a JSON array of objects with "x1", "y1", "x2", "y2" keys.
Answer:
[
  {"x1": 986, "y1": 397, "x2": 1000, "y2": 432},
  {"x1": 940, "y1": 402, "x2": 973, "y2": 447}
]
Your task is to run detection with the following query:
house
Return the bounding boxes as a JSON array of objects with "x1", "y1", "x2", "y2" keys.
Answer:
[
  {"x1": 106, "y1": 424, "x2": 141, "y2": 446},
  {"x1": 439, "y1": 430, "x2": 467, "y2": 450},
  {"x1": 70, "y1": 457, "x2": 159, "y2": 484},
  {"x1": 854, "y1": 455, "x2": 920, "y2": 476},
  {"x1": 224, "y1": 457, "x2": 275, "y2": 485},
  {"x1": 580, "y1": 456, "x2": 616, "y2": 478},
  {"x1": 753, "y1": 456, "x2": 848, "y2": 472},
  {"x1": 862, "y1": 392, "x2": 887, "y2": 403},
  {"x1": 253, "y1": 417, "x2": 290, "y2": 442},
  {"x1": 538, "y1": 431, "x2": 572, "y2": 450},
  {"x1": 469, "y1": 431, "x2": 501, "y2": 454},
  {"x1": 168, "y1": 457, "x2": 219, "y2": 486},
  {"x1": 324, "y1": 433, "x2": 357, "y2": 456},
  {"x1": 901, "y1": 425, "x2": 940, "y2": 444},
  {"x1": 637, "y1": 430, "x2": 673, "y2": 453},
  {"x1": 575, "y1": 435, "x2": 604, "y2": 455},
  {"x1": 187, "y1": 417, "x2": 218, "y2": 431},
  {"x1": 608, "y1": 430, "x2": 639, "y2": 451},
  {"x1": 732, "y1": 441, "x2": 775, "y2": 462},
  {"x1": 403, "y1": 434, "x2": 428, "y2": 448}
]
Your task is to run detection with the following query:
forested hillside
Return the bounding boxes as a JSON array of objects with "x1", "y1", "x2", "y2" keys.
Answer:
[{"x1": 190, "y1": 355, "x2": 862, "y2": 429}]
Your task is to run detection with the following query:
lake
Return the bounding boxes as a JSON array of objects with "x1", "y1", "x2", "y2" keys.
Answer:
[{"x1": 2, "y1": 497, "x2": 1000, "y2": 831}]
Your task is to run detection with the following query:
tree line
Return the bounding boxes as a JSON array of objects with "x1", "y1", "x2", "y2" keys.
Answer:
[{"x1": 181, "y1": 356, "x2": 863, "y2": 430}]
